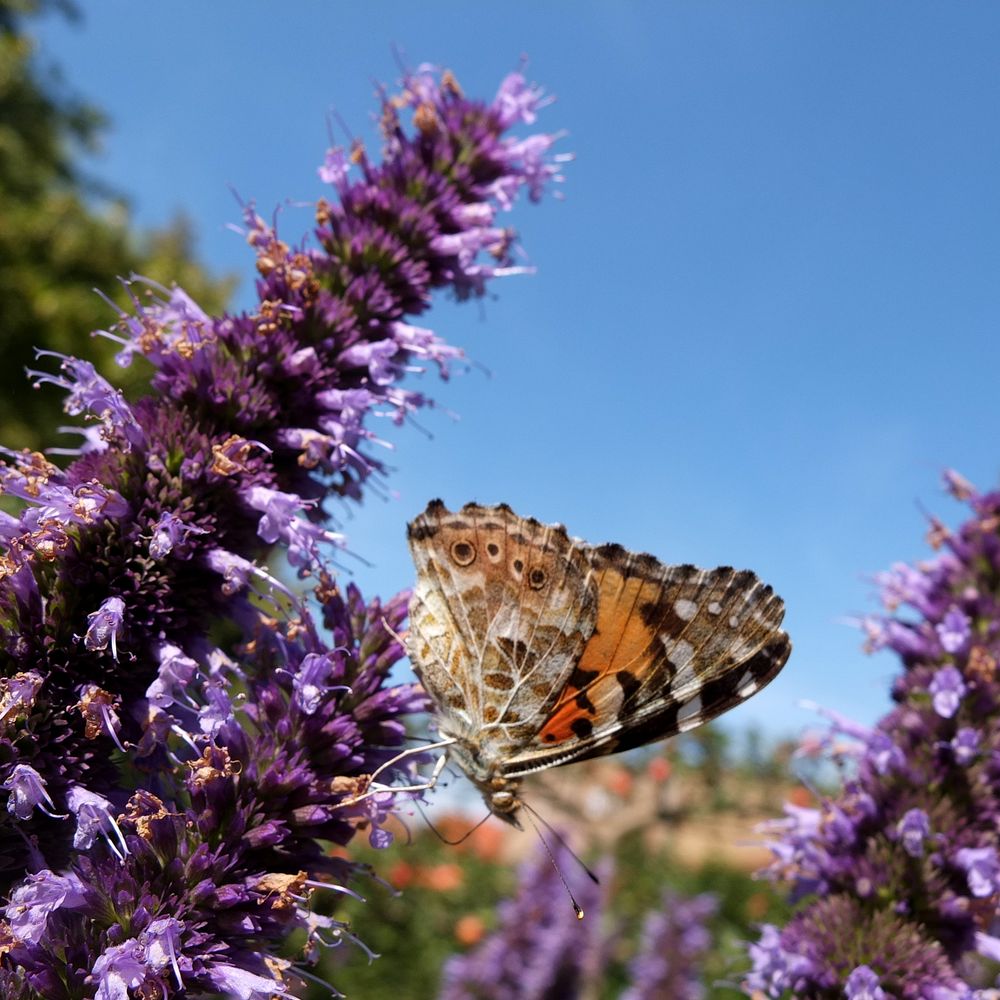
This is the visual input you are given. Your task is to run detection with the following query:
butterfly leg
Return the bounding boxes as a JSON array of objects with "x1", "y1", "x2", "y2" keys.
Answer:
[{"x1": 338, "y1": 739, "x2": 454, "y2": 808}]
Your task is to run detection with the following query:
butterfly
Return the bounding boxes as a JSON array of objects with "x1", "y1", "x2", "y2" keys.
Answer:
[{"x1": 405, "y1": 500, "x2": 791, "y2": 826}]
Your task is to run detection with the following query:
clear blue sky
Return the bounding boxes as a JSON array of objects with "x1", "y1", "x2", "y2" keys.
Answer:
[{"x1": 33, "y1": 3, "x2": 1000, "y2": 740}]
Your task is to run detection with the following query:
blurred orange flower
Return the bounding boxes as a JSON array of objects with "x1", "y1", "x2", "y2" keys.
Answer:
[
  {"x1": 454, "y1": 913, "x2": 486, "y2": 946},
  {"x1": 419, "y1": 862, "x2": 464, "y2": 891}
]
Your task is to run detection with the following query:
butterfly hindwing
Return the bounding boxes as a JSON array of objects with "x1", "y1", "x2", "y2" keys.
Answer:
[{"x1": 501, "y1": 541, "x2": 791, "y2": 775}]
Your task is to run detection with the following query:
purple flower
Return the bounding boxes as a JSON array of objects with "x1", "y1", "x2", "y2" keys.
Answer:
[
  {"x1": 622, "y1": 892, "x2": 715, "y2": 1000},
  {"x1": 950, "y1": 727, "x2": 980, "y2": 765},
  {"x1": 439, "y1": 839, "x2": 608, "y2": 1000},
  {"x1": 2, "y1": 764, "x2": 59, "y2": 820},
  {"x1": 935, "y1": 607, "x2": 971, "y2": 654},
  {"x1": 83, "y1": 595, "x2": 126, "y2": 659},
  {"x1": 3, "y1": 869, "x2": 86, "y2": 945},
  {"x1": 745, "y1": 924, "x2": 813, "y2": 996},
  {"x1": 92, "y1": 939, "x2": 148, "y2": 1000},
  {"x1": 898, "y1": 808, "x2": 931, "y2": 858},
  {"x1": 845, "y1": 965, "x2": 887, "y2": 1000},
  {"x1": 929, "y1": 666, "x2": 966, "y2": 718},
  {"x1": 954, "y1": 847, "x2": 1000, "y2": 898},
  {"x1": 753, "y1": 474, "x2": 1000, "y2": 995}
]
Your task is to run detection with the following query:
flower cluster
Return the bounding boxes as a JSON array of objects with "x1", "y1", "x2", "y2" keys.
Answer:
[
  {"x1": 0, "y1": 64, "x2": 565, "y2": 997},
  {"x1": 749, "y1": 472, "x2": 1000, "y2": 998}
]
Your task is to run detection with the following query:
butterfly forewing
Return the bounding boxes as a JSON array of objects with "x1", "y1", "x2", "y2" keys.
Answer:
[{"x1": 406, "y1": 501, "x2": 598, "y2": 750}]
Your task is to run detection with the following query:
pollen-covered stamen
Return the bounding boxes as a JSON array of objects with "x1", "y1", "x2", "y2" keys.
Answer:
[
  {"x1": 75, "y1": 685, "x2": 126, "y2": 751},
  {"x1": 0, "y1": 671, "x2": 44, "y2": 725}
]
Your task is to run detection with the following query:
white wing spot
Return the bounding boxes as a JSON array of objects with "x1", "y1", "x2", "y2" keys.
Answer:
[
  {"x1": 737, "y1": 670, "x2": 759, "y2": 696},
  {"x1": 663, "y1": 638, "x2": 694, "y2": 670},
  {"x1": 677, "y1": 694, "x2": 703, "y2": 727},
  {"x1": 707, "y1": 601, "x2": 722, "y2": 615},
  {"x1": 729, "y1": 615, "x2": 739, "y2": 629},
  {"x1": 674, "y1": 598, "x2": 698, "y2": 621}
]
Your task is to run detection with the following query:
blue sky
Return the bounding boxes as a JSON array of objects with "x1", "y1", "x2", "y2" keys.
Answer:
[{"x1": 33, "y1": 3, "x2": 1000, "y2": 740}]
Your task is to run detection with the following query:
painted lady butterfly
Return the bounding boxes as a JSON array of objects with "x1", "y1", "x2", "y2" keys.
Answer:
[{"x1": 406, "y1": 501, "x2": 791, "y2": 825}]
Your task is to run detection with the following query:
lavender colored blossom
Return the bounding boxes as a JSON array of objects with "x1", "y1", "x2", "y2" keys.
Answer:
[
  {"x1": 929, "y1": 665, "x2": 966, "y2": 718},
  {"x1": 0, "y1": 62, "x2": 565, "y2": 996},
  {"x1": 844, "y1": 965, "x2": 888, "y2": 1000},
  {"x1": 439, "y1": 841, "x2": 608, "y2": 1000},
  {"x1": 621, "y1": 891, "x2": 716, "y2": 1000},
  {"x1": 898, "y1": 808, "x2": 931, "y2": 858},
  {"x1": 752, "y1": 472, "x2": 1000, "y2": 996}
]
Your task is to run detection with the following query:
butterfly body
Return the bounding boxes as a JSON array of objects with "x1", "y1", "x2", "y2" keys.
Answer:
[{"x1": 406, "y1": 500, "x2": 791, "y2": 823}]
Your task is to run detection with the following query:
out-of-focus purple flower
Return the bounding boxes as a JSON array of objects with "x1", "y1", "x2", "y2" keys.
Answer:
[
  {"x1": 897, "y1": 808, "x2": 930, "y2": 858},
  {"x1": 935, "y1": 607, "x2": 971, "y2": 654},
  {"x1": 439, "y1": 839, "x2": 608, "y2": 1000},
  {"x1": 954, "y1": 847, "x2": 1000, "y2": 898},
  {"x1": 929, "y1": 665, "x2": 966, "y2": 718},
  {"x1": 844, "y1": 965, "x2": 887, "y2": 1000},
  {"x1": 950, "y1": 727, "x2": 979, "y2": 765},
  {"x1": 622, "y1": 891, "x2": 715, "y2": 1000},
  {"x1": 745, "y1": 923, "x2": 813, "y2": 996}
]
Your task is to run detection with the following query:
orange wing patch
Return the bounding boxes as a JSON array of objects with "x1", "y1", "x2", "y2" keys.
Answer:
[{"x1": 537, "y1": 557, "x2": 663, "y2": 745}]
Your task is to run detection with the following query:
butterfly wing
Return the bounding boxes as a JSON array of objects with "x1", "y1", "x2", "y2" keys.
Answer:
[
  {"x1": 500, "y1": 541, "x2": 791, "y2": 777},
  {"x1": 406, "y1": 501, "x2": 599, "y2": 753}
]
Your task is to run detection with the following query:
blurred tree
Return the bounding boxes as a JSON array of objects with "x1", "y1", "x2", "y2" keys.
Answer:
[{"x1": 0, "y1": 0, "x2": 235, "y2": 451}]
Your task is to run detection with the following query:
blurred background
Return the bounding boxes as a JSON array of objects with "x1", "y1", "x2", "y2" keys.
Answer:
[{"x1": 5, "y1": 2, "x2": 1000, "y2": 994}]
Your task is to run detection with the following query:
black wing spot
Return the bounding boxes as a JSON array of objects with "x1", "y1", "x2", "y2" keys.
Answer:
[
  {"x1": 570, "y1": 717, "x2": 593, "y2": 739},
  {"x1": 616, "y1": 670, "x2": 641, "y2": 702},
  {"x1": 569, "y1": 666, "x2": 599, "y2": 690}
]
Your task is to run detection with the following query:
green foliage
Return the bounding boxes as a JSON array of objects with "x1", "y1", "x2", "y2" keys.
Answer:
[{"x1": 0, "y1": 0, "x2": 234, "y2": 452}]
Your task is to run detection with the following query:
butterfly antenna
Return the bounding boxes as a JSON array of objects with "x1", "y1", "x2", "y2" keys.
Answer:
[
  {"x1": 414, "y1": 800, "x2": 494, "y2": 846},
  {"x1": 522, "y1": 806, "x2": 586, "y2": 920},
  {"x1": 523, "y1": 801, "x2": 600, "y2": 885}
]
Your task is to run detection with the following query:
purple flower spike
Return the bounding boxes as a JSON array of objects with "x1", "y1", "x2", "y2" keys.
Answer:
[
  {"x1": 0, "y1": 61, "x2": 564, "y2": 996},
  {"x1": 753, "y1": 475, "x2": 1000, "y2": 994},
  {"x1": 845, "y1": 965, "x2": 887, "y2": 1000},
  {"x1": 622, "y1": 891, "x2": 716, "y2": 1000},
  {"x1": 929, "y1": 666, "x2": 966, "y2": 718}
]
